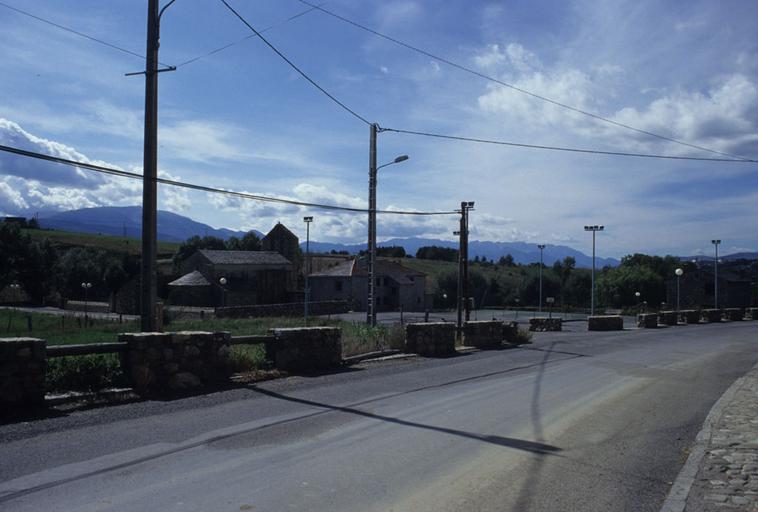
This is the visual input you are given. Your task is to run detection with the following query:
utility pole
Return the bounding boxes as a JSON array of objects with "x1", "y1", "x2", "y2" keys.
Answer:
[
  {"x1": 537, "y1": 244, "x2": 545, "y2": 313},
  {"x1": 458, "y1": 201, "x2": 474, "y2": 322},
  {"x1": 303, "y1": 216, "x2": 313, "y2": 324},
  {"x1": 584, "y1": 225, "x2": 604, "y2": 316},
  {"x1": 140, "y1": 0, "x2": 160, "y2": 332},
  {"x1": 456, "y1": 207, "x2": 464, "y2": 335},
  {"x1": 712, "y1": 239, "x2": 720, "y2": 308},
  {"x1": 367, "y1": 123, "x2": 378, "y2": 326}
]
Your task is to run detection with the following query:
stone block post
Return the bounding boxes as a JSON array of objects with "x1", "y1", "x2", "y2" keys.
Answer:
[
  {"x1": 587, "y1": 315, "x2": 624, "y2": 331},
  {"x1": 463, "y1": 320, "x2": 505, "y2": 349},
  {"x1": 637, "y1": 313, "x2": 658, "y2": 328},
  {"x1": 659, "y1": 311, "x2": 678, "y2": 326},
  {"x1": 528, "y1": 317, "x2": 562, "y2": 332},
  {"x1": 681, "y1": 310, "x2": 700, "y2": 324},
  {"x1": 269, "y1": 327, "x2": 342, "y2": 373},
  {"x1": 0, "y1": 338, "x2": 46, "y2": 406},
  {"x1": 405, "y1": 323, "x2": 456, "y2": 357},
  {"x1": 701, "y1": 309, "x2": 722, "y2": 323}
]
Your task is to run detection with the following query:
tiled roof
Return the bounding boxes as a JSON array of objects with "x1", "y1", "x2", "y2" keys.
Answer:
[
  {"x1": 168, "y1": 270, "x2": 210, "y2": 287},
  {"x1": 198, "y1": 250, "x2": 291, "y2": 266},
  {"x1": 310, "y1": 258, "x2": 425, "y2": 283}
]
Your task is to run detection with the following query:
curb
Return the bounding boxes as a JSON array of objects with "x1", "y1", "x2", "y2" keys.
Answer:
[{"x1": 659, "y1": 361, "x2": 758, "y2": 512}]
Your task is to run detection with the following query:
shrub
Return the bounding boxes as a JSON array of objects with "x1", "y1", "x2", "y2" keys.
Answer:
[{"x1": 46, "y1": 354, "x2": 126, "y2": 392}]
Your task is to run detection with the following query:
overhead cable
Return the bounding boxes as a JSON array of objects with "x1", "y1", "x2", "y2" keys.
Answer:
[
  {"x1": 175, "y1": 3, "x2": 323, "y2": 68},
  {"x1": 297, "y1": 0, "x2": 749, "y2": 162},
  {"x1": 380, "y1": 127, "x2": 758, "y2": 163},
  {"x1": 0, "y1": 144, "x2": 456, "y2": 216},
  {"x1": 0, "y1": 1, "x2": 172, "y2": 67},
  {"x1": 218, "y1": 0, "x2": 371, "y2": 125}
]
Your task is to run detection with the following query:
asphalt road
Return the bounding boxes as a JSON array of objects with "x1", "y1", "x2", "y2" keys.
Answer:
[{"x1": 1, "y1": 322, "x2": 756, "y2": 511}]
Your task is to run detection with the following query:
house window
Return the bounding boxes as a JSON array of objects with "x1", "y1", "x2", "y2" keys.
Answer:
[{"x1": 335, "y1": 280, "x2": 343, "y2": 292}]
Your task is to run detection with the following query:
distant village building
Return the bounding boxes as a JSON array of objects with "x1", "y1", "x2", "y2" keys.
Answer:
[
  {"x1": 666, "y1": 268, "x2": 752, "y2": 308},
  {"x1": 308, "y1": 257, "x2": 427, "y2": 312},
  {"x1": 167, "y1": 223, "x2": 300, "y2": 307}
]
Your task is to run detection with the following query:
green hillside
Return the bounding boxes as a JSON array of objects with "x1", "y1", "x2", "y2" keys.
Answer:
[{"x1": 22, "y1": 228, "x2": 179, "y2": 258}]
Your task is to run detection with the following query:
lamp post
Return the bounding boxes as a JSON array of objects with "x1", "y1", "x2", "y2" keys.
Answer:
[
  {"x1": 635, "y1": 291, "x2": 641, "y2": 314},
  {"x1": 675, "y1": 268, "x2": 683, "y2": 312},
  {"x1": 584, "y1": 225, "x2": 604, "y2": 316},
  {"x1": 367, "y1": 146, "x2": 409, "y2": 326},
  {"x1": 537, "y1": 244, "x2": 545, "y2": 313},
  {"x1": 711, "y1": 239, "x2": 720, "y2": 309},
  {"x1": 303, "y1": 216, "x2": 313, "y2": 325},
  {"x1": 81, "y1": 282, "x2": 92, "y2": 325},
  {"x1": 219, "y1": 277, "x2": 227, "y2": 307}
]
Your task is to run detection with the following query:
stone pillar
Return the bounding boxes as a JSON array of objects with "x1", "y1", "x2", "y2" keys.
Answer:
[
  {"x1": 528, "y1": 317, "x2": 562, "y2": 332},
  {"x1": 659, "y1": 311, "x2": 678, "y2": 326},
  {"x1": 681, "y1": 310, "x2": 701, "y2": 324},
  {"x1": 701, "y1": 309, "x2": 722, "y2": 323},
  {"x1": 269, "y1": 327, "x2": 342, "y2": 373},
  {"x1": 463, "y1": 320, "x2": 505, "y2": 349},
  {"x1": 0, "y1": 337, "x2": 46, "y2": 406},
  {"x1": 637, "y1": 313, "x2": 658, "y2": 328},
  {"x1": 587, "y1": 315, "x2": 624, "y2": 331},
  {"x1": 120, "y1": 331, "x2": 232, "y2": 395},
  {"x1": 723, "y1": 308, "x2": 744, "y2": 321},
  {"x1": 405, "y1": 323, "x2": 456, "y2": 357}
]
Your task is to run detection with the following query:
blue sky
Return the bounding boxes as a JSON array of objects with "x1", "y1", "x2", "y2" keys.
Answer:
[{"x1": 0, "y1": 0, "x2": 757, "y2": 258}]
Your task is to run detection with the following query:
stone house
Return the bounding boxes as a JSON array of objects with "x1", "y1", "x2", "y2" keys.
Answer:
[
  {"x1": 308, "y1": 257, "x2": 427, "y2": 312},
  {"x1": 170, "y1": 249, "x2": 293, "y2": 307}
]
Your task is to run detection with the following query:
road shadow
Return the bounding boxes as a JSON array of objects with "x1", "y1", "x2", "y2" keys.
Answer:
[{"x1": 248, "y1": 386, "x2": 561, "y2": 455}]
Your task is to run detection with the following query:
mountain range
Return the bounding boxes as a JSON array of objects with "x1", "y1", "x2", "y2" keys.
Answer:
[{"x1": 30, "y1": 206, "x2": 756, "y2": 268}]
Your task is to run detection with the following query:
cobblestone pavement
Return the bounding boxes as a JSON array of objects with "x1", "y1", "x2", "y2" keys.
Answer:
[{"x1": 687, "y1": 365, "x2": 758, "y2": 511}]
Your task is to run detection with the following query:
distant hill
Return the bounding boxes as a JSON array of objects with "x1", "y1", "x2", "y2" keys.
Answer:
[
  {"x1": 38, "y1": 206, "x2": 254, "y2": 243},
  {"x1": 684, "y1": 252, "x2": 758, "y2": 262},
  {"x1": 304, "y1": 237, "x2": 620, "y2": 268}
]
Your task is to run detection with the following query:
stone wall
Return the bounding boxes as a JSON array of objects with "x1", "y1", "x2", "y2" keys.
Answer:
[
  {"x1": 659, "y1": 311, "x2": 678, "y2": 326},
  {"x1": 749, "y1": 307, "x2": 758, "y2": 320},
  {"x1": 269, "y1": 327, "x2": 342, "y2": 373},
  {"x1": 0, "y1": 337, "x2": 46, "y2": 406},
  {"x1": 587, "y1": 315, "x2": 624, "y2": 331},
  {"x1": 528, "y1": 317, "x2": 562, "y2": 332},
  {"x1": 120, "y1": 331, "x2": 232, "y2": 395},
  {"x1": 723, "y1": 308, "x2": 744, "y2": 321},
  {"x1": 405, "y1": 322, "x2": 456, "y2": 357},
  {"x1": 681, "y1": 310, "x2": 701, "y2": 324},
  {"x1": 637, "y1": 313, "x2": 658, "y2": 328},
  {"x1": 701, "y1": 309, "x2": 722, "y2": 323},
  {"x1": 216, "y1": 300, "x2": 350, "y2": 319},
  {"x1": 463, "y1": 320, "x2": 504, "y2": 349}
]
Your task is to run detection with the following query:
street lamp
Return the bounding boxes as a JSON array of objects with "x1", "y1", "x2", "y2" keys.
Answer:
[
  {"x1": 303, "y1": 216, "x2": 313, "y2": 325},
  {"x1": 537, "y1": 244, "x2": 545, "y2": 313},
  {"x1": 711, "y1": 240, "x2": 720, "y2": 309},
  {"x1": 5, "y1": 283, "x2": 20, "y2": 332},
  {"x1": 367, "y1": 152, "x2": 409, "y2": 326},
  {"x1": 635, "y1": 291, "x2": 641, "y2": 314},
  {"x1": 584, "y1": 225, "x2": 604, "y2": 316},
  {"x1": 81, "y1": 282, "x2": 92, "y2": 325},
  {"x1": 218, "y1": 277, "x2": 227, "y2": 307},
  {"x1": 675, "y1": 268, "x2": 684, "y2": 312}
]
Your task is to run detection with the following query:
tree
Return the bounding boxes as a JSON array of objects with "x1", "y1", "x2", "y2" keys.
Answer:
[
  {"x1": 498, "y1": 254, "x2": 515, "y2": 267},
  {"x1": 173, "y1": 235, "x2": 227, "y2": 263},
  {"x1": 17, "y1": 239, "x2": 58, "y2": 304},
  {"x1": 376, "y1": 246, "x2": 406, "y2": 258},
  {"x1": 226, "y1": 231, "x2": 261, "y2": 251},
  {"x1": 416, "y1": 246, "x2": 458, "y2": 262},
  {"x1": 0, "y1": 222, "x2": 26, "y2": 288},
  {"x1": 552, "y1": 256, "x2": 576, "y2": 304}
]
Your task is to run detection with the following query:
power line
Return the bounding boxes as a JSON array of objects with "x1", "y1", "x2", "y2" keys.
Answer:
[
  {"x1": 380, "y1": 127, "x2": 758, "y2": 163},
  {"x1": 0, "y1": 1, "x2": 170, "y2": 66},
  {"x1": 297, "y1": 0, "x2": 750, "y2": 162},
  {"x1": 218, "y1": 0, "x2": 371, "y2": 125},
  {"x1": 0, "y1": 143, "x2": 456, "y2": 216},
  {"x1": 175, "y1": 3, "x2": 324, "y2": 68}
]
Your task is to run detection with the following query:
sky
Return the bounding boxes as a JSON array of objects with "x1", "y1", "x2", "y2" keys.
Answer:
[{"x1": 0, "y1": 0, "x2": 757, "y2": 259}]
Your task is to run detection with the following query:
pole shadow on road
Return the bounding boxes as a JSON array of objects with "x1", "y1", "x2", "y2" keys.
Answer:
[{"x1": 249, "y1": 386, "x2": 562, "y2": 455}]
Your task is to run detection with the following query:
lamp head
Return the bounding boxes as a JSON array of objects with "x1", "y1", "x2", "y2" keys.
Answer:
[
  {"x1": 219, "y1": 277, "x2": 227, "y2": 285},
  {"x1": 675, "y1": 268, "x2": 684, "y2": 276},
  {"x1": 303, "y1": 216, "x2": 313, "y2": 223},
  {"x1": 393, "y1": 155, "x2": 409, "y2": 164}
]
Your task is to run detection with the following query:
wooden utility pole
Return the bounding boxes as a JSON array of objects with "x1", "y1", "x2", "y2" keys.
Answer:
[
  {"x1": 140, "y1": 0, "x2": 159, "y2": 332},
  {"x1": 367, "y1": 123, "x2": 378, "y2": 326}
]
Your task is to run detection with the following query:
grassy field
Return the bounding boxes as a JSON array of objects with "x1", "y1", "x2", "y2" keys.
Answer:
[{"x1": 22, "y1": 228, "x2": 179, "y2": 257}]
